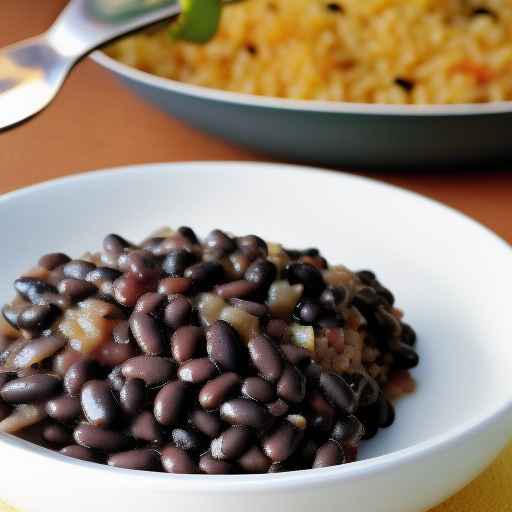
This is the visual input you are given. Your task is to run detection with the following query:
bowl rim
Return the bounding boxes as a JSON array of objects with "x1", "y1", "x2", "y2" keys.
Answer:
[
  {"x1": 0, "y1": 161, "x2": 511, "y2": 491},
  {"x1": 92, "y1": 51, "x2": 512, "y2": 117}
]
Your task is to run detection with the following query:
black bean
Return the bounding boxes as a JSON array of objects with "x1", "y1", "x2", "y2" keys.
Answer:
[
  {"x1": 134, "y1": 292, "x2": 167, "y2": 317},
  {"x1": 277, "y1": 364, "x2": 306, "y2": 403},
  {"x1": 356, "y1": 270, "x2": 376, "y2": 284},
  {"x1": 154, "y1": 380, "x2": 188, "y2": 426},
  {"x1": 331, "y1": 415, "x2": 364, "y2": 445},
  {"x1": 129, "y1": 312, "x2": 164, "y2": 356},
  {"x1": 64, "y1": 359, "x2": 101, "y2": 397},
  {"x1": 122, "y1": 356, "x2": 176, "y2": 387},
  {"x1": 313, "y1": 440, "x2": 345, "y2": 468},
  {"x1": 43, "y1": 423, "x2": 73, "y2": 445},
  {"x1": 171, "y1": 325, "x2": 203, "y2": 363},
  {"x1": 81, "y1": 380, "x2": 119, "y2": 428},
  {"x1": 241, "y1": 377, "x2": 275, "y2": 403},
  {"x1": 211, "y1": 426, "x2": 252, "y2": 460},
  {"x1": 284, "y1": 263, "x2": 325, "y2": 297},
  {"x1": 394, "y1": 77, "x2": 415, "y2": 92},
  {"x1": 17, "y1": 304, "x2": 60, "y2": 332},
  {"x1": 113, "y1": 272, "x2": 155, "y2": 307},
  {"x1": 199, "y1": 452, "x2": 233, "y2": 474},
  {"x1": 1, "y1": 304, "x2": 23, "y2": 329},
  {"x1": 177, "y1": 226, "x2": 199, "y2": 245},
  {"x1": 248, "y1": 335, "x2": 283, "y2": 382},
  {"x1": 12, "y1": 335, "x2": 67, "y2": 369},
  {"x1": 319, "y1": 372, "x2": 356, "y2": 414},
  {"x1": 280, "y1": 345, "x2": 311, "y2": 367},
  {"x1": 375, "y1": 393, "x2": 395, "y2": 428},
  {"x1": 107, "y1": 366, "x2": 125, "y2": 392},
  {"x1": 74, "y1": 423, "x2": 129, "y2": 452},
  {"x1": 236, "y1": 235, "x2": 268, "y2": 260},
  {"x1": 293, "y1": 301, "x2": 321, "y2": 325},
  {"x1": 188, "y1": 408, "x2": 222, "y2": 438},
  {"x1": 262, "y1": 421, "x2": 300, "y2": 463},
  {"x1": 158, "y1": 277, "x2": 194, "y2": 296},
  {"x1": 162, "y1": 249, "x2": 196, "y2": 277},
  {"x1": 172, "y1": 428, "x2": 204, "y2": 452},
  {"x1": 401, "y1": 323, "x2": 417, "y2": 346},
  {"x1": 206, "y1": 320, "x2": 245, "y2": 373},
  {"x1": 1, "y1": 373, "x2": 61, "y2": 403},
  {"x1": 375, "y1": 285, "x2": 395, "y2": 306},
  {"x1": 267, "y1": 398, "x2": 289, "y2": 417},
  {"x1": 357, "y1": 404, "x2": 379, "y2": 440},
  {"x1": 215, "y1": 280, "x2": 257, "y2": 300},
  {"x1": 184, "y1": 261, "x2": 225, "y2": 291},
  {"x1": 118, "y1": 250, "x2": 160, "y2": 281},
  {"x1": 307, "y1": 390, "x2": 336, "y2": 436},
  {"x1": 265, "y1": 319, "x2": 289, "y2": 342},
  {"x1": 244, "y1": 259, "x2": 277, "y2": 290},
  {"x1": 238, "y1": 445, "x2": 271, "y2": 473},
  {"x1": 229, "y1": 298, "x2": 268, "y2": 318},
  {"x1": 204, "y1": 229, "x2": 236, "y2": 255},
  {"x1": 108, "y1": 449, "x2": 161, "y2": 471},
  {"x1": 46, "y1": 395, "x2": 81, "y2": 423},
  {"x1": 199, "y1": 372, "x2": 240, "y2": 410},
  {"x1": 103, "y1": 234, "x2": 133, "y2": 255},
  {"x1": 14, "y1": 277, "x2": 57, "y2": 305},
  {"x1": 57, "y1": 279, "x2": 96, "y2": 302},
  {"x1": 86, "y1": 267, "x2": 122, "y2": 293},
  {"x1": 392, "y1": 342, "x2": 419, "y2": 369},
  {"x1": 374, "y1": 307, "x2": 401, "y2": 338},
  {"x1": 317, "y1": 311, "x2": 344, "y2": 328},
  {"x1": 161, "y1": 446, "x2": 199, "y2": 474},
  {"x1": 178, "y1": 358, "x2": 217, "y2": 384},
  {"x1": 0, "y1": 401, "x2": 12, "y2": 422},
  {"x1": 120, "y1": 378, "x2": 146, "y2": 416},
  {"x1": 111, "y1": 321, "x2": 131, "y2": 345},
  {"x1": 60, "y1": 445, "x2": 97, "y2": 462},
  {"x1": 130, "y1": 410, "x2": 163, "y2": 443},
  {"x1": 38, "y1": 253, "x2": 71, "y2": 271},
  {"x1": 164, "y1": 295, "x2": 192, "y2": 330},
  {"x1": 220, "y1": 398, "x2": 270, "y2": 429},
  {"x1": 320, "y1": 286, "x2": 347, "y2": 310},
  {"x1": 343, "y1": 372, "x2": 379, "y2": 407},
  {"x1": 63, "y1": 260, "x2": 96, "y2": 281}
]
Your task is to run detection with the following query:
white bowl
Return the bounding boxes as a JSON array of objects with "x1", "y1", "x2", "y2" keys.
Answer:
[
  {"x1": 1, "y1": 162, "x2": 511, "y2": 512},
  {"x1": 92, "y1": 51, "x2": 512, "y2": 168}
]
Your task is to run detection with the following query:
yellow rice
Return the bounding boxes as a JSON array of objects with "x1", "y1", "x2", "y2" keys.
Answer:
[{"x1": 106, "y1": 0, "x2": 512, "y2": 104}]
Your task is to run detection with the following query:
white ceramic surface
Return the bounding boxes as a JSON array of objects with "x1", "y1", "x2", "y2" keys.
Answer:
[
  {"x1": 92, "y1": 52, "x2": 512, "y2": 168},
  {"x1": 0, "y1": 162, "x2": 511, "y2": 512}
]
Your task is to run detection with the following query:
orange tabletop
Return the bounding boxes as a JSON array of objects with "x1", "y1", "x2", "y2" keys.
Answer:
[{"x1": 0, "y1": 2, "x2": 510, "y2": 512}]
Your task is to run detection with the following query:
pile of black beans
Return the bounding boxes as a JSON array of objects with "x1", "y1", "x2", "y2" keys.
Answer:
[{"x1": 0, "y1": 227, "x2": 419, "y2": 474}]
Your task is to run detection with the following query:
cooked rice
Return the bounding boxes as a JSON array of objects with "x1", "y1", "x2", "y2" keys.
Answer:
[{"x1": 106, "y1": 0, "x2": 512, "y2": 104}]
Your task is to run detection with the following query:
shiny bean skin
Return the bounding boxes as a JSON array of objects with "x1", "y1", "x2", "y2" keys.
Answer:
[
  {"x1": 81, "y1": 380, "x2": 119, "y2": 427},
  {"x1": 229, "y1": 298, "x2": 268, "y2": 318},
  {"x1": 108, "y1": 449, "x2": 161, "y2": 471},
  {"x1": 285, "y1": 262, "x2": 325, "y2": 298},
  {"x1": 164, "y1": 296, "x2": 192, "y2": 330},
  {"x1": 211, "y1": 426, "x2": 252, "y2": 461},
  {"x1": 312, "y1": 440, "x2": 345, "y2": 468},
  {"x1": 280, "y1": 345, "x2": 311, "y2": 367},
  {"x1": 64, "y1": 359, "x2": 101, "y2": 397},
  {"x1": 134, "y1": 292, "x2": 167, "y2": 316},
  {"x1": 248, "y1": 335, "x2": 283, "y2": 382},
  {"x1": 96, "y1": 339, "x2": 139, "y2": 367},
  {"x1": 238, "y1": 445, "x2": 272, "y2": 473},
  {"x1": 236, "y1": 235, "x2": 268, "y2": 260},
  {"x1": 63, "y1": 260, "x2": 96, "y2": 281},
  {"x1": 118, "y1": 250, "x2": 160, "y2": 281},
  {"x1": 171, "y1": 326, "x2": 204, "y2": 363},
  {"x1": 17, "y1": 304, "x2": 60, "y2": 332},
  {"x1": 74, "y1": 423, "x2": 129, "y2": 452},
  {"x1": 199, "y1": 452, "x2": 233, "y2": 474},
  {"x1": 267, "y1": 399, "x2": 289, "y2": 418},
  {"x1": 14, "y1": 278, "x2": 58, "y2": 305},
  {"x1": 129, "y1": 312, "x2": 164, "y2": 356},
  {"x1": 103, "y1": 234, "x2": 133, "y2": 255},
  {"x1": 53, "y1": 349, "x2": 82, "y2": 377},
  {"x1": 188, "y1": 408, "x2": 222, "y2": 438},
  {"x1": 262, "y1": 421, "x2": 300, "y2": 463},
  {"x1": 161, "y1": 446, "x2": 199, "y2": 474},
  {"x1": 220, "y1": 398, "x2": 270, "y2": 429},
  {"x1": 184, "y1": 261, "x2": 224, "y2": 291},
  {"x1": 162, "y1": 250, "x2": 196, "y2": 277},
  {"x1": 172, "y1": 428, "x2": 204, "y2": 452},
  {"x1": 319, "y1": 372, "x2": 356, "y2": 414},
  {"x1": 204, "y1": 230, "x2": 236, "y2": 256},
  {"x1": 331, "y1": 415, "x2": 365, "y2": 446},
  {"x1": 112, "y1": 321, "x2": 132, "y2": 344},
  {"x1": 178, "y1": 358, "x2": 217, "y2": 384},
  {"x1": 277, "y1": 364, "x2": 306, "y2": 404},
  {"x1": 120, "y1": 379, "x2": 146, "y2": 416},
  {"x1": 158, "y1": 277, "x2": 193, "y2": 296},
  {"x1": 215, "y1": 280, "x2": 257, "y2": 300},
  {"x1": 43, "y1": 423, "x2": 73, "y2": 445},
  {"x1": 199, "y1": 373, "x2": 240, "y2": 410},
  {"x1": 113, "y1": 272, "x2": 155, "y2": 308},
  {"x1": 38, "y1": 253, "x2": 71, "y2": 271},
  {"x1": 130, "y1": 411, "x2": 163, "y2": 443},
  {"x1": 12, "y1": 335, "x2": 67, "y2": 369},
  {"x1": 1, "y1": 374, "x2": 61, "y2": 403},
  {"x1": 121, "y1": 356, "x2": 175, "y2": 387},
  {"x1": 108, "y1": 366, "x2": 125, "y2": 392},
  {"x1": 60, "y1": 445, "x2": 97, "y2": 462},
  {"x1": 154, "y1": 381, "x2": 188, "y2": 426},
  {"x1": 46, "y1": 395, "x2": 81, "y2": 423},
  {"x1": 241, "y1": 377, "x2": 275, "y2": 403},
  {"x1": 244, "y1": 259, "x2": 277, "y2": 290},
  {"x1": 86, "y1": 267, "x2": 121, "y2": 294},
  {"x1": 57, "y1": 279, "x2": 97, "y2": 302},
  {"x1": 206, "y1": 321, "x2": 245, "y2": 373}
]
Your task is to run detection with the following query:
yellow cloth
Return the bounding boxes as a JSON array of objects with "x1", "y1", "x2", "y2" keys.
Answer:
[{"x1": 1, "y1": 443, "x2": 511, "y2": 511}]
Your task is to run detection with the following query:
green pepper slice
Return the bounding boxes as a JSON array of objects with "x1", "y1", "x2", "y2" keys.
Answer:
[{"x1": 169, "y1": 0, "x2": 222, "y2": 43}]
